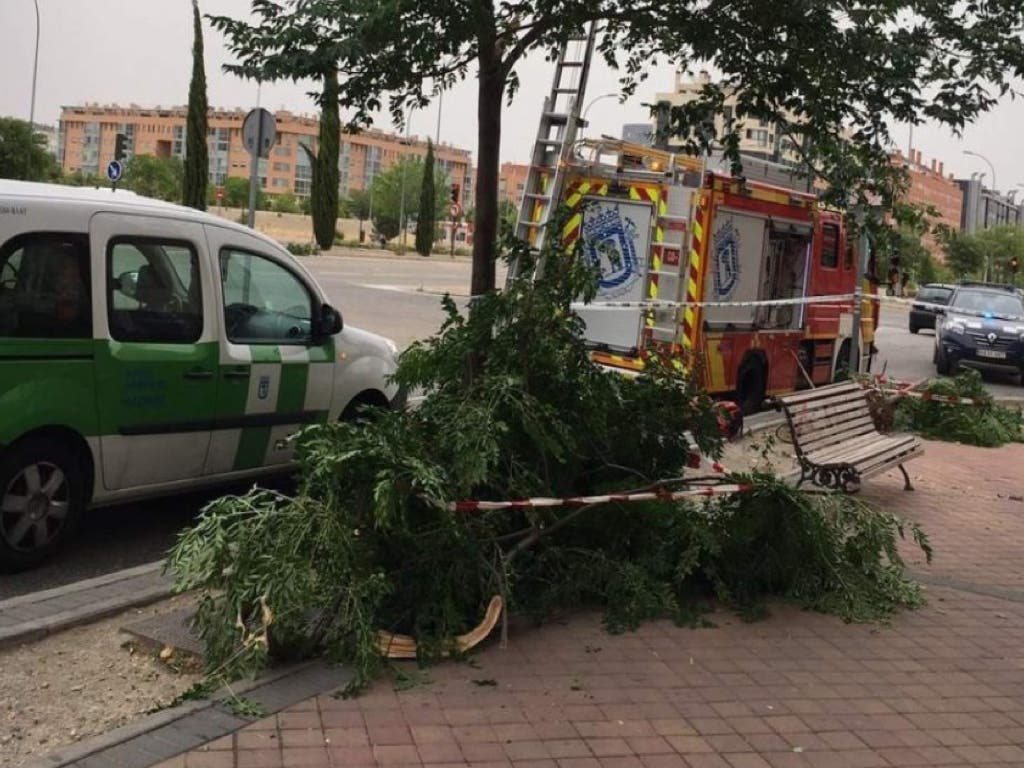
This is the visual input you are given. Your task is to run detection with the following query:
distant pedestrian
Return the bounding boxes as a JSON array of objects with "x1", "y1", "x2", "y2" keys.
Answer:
[{"x1": 900, "y1": 271, "x2": 910, "y2": 297}]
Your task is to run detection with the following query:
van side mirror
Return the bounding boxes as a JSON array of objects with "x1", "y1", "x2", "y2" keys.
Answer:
[{"x1": 317, "y1": 303, "x2": 343, "y2": 337}]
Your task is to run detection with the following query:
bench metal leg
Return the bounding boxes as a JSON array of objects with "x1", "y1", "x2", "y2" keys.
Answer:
[{"x1": 898, "y1": 463, "x2": 914, "y2": 491}]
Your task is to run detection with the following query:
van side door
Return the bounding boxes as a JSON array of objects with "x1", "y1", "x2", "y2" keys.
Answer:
[
  {"x1": 90, "y1": 212, "x2": 217, "y2": 490},
  {"x1": 201, "y1": 225, "x2": 335, "y2": 476}
]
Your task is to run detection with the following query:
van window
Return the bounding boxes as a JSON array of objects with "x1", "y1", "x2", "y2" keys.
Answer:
[
  {"x1": 107, "y1": 238, "x2": 202, "y2": 343},
  {"x1": 220, "y1": 248, "x2": 312, "y2": 344},
  {"x1": 0, "y1": 232, "x2": 91, "y2": 339}
]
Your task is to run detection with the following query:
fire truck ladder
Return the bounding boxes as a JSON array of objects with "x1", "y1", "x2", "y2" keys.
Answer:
[{"x1": 508, "y1": 23, "x2": 598, "y2": 282}]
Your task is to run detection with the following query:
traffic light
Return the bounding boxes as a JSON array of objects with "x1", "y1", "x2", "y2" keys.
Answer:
[
  {"x1": 450, "y1": 183, "x2": 460, "y2": 204},
  {"x1": 1011, "y1": 256, "x2": 1020, "y2": 274},
  {"x1": 114, "y1": 133, "x2": 128, "y2": 162}
]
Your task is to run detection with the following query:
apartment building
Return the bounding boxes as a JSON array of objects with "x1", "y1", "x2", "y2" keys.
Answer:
[
  {"x1": 892, "y1": 149, "x2": 963, "y2": 261},
  {"x1": 956, "y1": 177, "x2": 1024, "y2": 233},
  {"x1": 58, "y1": 104, "x2": 474, "y2": 202},
  {"x1": 654, "y1": 70, "x2": 804, "y2": 165},
  {"x1": 498, "y1": 162, "x2": 529, "y2": 208}
]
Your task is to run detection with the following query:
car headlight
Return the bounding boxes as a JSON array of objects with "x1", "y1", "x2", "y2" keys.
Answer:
[{"x1": 944, "y1": 320, "x2": 966, "y2": 335}]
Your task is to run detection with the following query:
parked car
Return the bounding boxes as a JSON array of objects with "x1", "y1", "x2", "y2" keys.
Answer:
[
  {"x1": 0, "y1": 181, "x2": 402, "y2": 571},
  {"x1": 933, "y1": 282, "x2": 1024, "y2": 381},
  {"x1": 909, "y1": 283, "x2": 954, "y2": 334}
]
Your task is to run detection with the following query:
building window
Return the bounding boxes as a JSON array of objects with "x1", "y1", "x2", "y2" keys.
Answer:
[
  {"x1": 272, "y1": 178, "x2": 289, "y2": 188},
  {"x1": 273, "y1": 162, "x2": 291, "y2": 172},
  {"x1": 172, "y1": 125, "x2": 185, "y2": 158}
]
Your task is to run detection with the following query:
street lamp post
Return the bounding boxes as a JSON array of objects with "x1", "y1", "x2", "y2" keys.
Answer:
[
  {"x1": 29, "y1": 0, "x2": 40, "y2": 129},
  {"x1": 580, "y1": 93, "x2": 618, "y2": 136},
  {"x1": 398, "y1": 110, "x2": 413, "y2": 247},
  {"x1": 963, "y1": 150, "x2": 996, "y2": 192}
]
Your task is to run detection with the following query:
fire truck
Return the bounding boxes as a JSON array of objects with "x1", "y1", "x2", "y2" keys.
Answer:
[
  {"x1": 557, "y1": 139, "x2": 874, "y2": 412},
  {"x1": 514, "y1": 27, "x2": 875, "y2": 413}
]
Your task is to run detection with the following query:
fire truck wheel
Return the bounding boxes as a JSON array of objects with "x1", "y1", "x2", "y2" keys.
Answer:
[{"x1": 736, "y1": 360, "x2": 767, "y2": 415}]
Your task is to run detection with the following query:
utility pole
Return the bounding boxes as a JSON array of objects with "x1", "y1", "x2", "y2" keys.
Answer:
[
  {"x1": 398, "y1": 109, "x2": 412, "y2": 247},
  {"x1": 29, "y1": 0, "x2": 40, "y2": 129}
]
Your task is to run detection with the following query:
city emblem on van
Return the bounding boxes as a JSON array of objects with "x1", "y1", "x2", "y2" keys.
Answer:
[
  {"x1": 581, "y1": 204, "x2": 641, "y2": 299},
  {"x1": 712, "y1": 220, "x2": 741, "y2": 299},
  {"x1": 258, "y1": 375, "x2": 271, "y2": 400}
]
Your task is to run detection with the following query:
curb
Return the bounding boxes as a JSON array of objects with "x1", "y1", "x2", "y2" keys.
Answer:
[
  {"x1": 0, "y1": 561, "x2": 173, "y2": 650},
  {"x1": 24, "y1": 660, "x2": 353, "y2": 768}
]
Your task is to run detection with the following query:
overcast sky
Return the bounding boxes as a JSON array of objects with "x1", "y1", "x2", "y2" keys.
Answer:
[{"x1": 2, "y1": 0, "x2": 1023, "y2": 192}]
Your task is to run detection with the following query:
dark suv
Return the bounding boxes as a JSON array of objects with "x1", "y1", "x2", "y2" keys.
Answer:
[
  {"x1": 934, "y1": 283, "x2": 1024, "y2": 382},
  {"x1": 909, "y1": 283, "x2": 954, "y2": 334}
]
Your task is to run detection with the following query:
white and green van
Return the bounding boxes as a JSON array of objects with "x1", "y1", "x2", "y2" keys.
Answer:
[{"x1": 0, "y1": 181, "x2": 401, "y2": 571}]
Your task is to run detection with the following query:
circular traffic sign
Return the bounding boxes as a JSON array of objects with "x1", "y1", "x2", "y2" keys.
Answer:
[
  {"x1": 242, "y1": 108, "x2": 277, "y2": 159},
  {"x1": 106, "y1": 160, "x2": 123, "y2": 183},
  {"x1": 449, "y1": 202, "x2": 462, "y2": 219}
]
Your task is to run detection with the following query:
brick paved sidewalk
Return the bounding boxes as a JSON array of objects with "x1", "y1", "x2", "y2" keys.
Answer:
[{"x1": 154, "y1": 440, "x2": 1024, "y2": 768}]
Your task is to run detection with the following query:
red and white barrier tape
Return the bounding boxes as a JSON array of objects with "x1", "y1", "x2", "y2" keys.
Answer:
[
  {"x1": 448, "y1": 483, "x2": 752, "y2": 513},
  {"x1": 570, "y1": 293, "x2": 857, "y2": 311},
  {"x1": 568, "y1": 291, "x2": 1024, "y2": 324}
]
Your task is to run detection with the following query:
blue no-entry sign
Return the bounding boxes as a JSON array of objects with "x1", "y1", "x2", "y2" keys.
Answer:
[{"x1": 106, "y1": 160, "x2": 124, "y2": 183}]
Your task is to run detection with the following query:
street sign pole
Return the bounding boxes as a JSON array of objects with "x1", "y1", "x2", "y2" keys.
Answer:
[
  {"x1": 243, "y1": 107, "x2": 277, "y2": 230},
  {"x1": 247, "y1": 115, "x2": 263, "y2": 229}
]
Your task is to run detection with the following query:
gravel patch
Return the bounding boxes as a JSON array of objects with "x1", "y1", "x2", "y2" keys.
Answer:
[{"x1": 0, "y1": 595, "x2": 201, "y2": 767}]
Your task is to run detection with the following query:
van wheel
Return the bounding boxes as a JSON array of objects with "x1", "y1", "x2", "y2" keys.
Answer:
[
  {"x1": 0, "y1": 438, "x2": 85, "y2": 573},
  {"x1": 736, "y1": 360, "x2": 767, "y2": 415}
]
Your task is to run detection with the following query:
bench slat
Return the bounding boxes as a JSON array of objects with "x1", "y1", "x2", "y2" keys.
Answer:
[
  {"x1": 805, "y1": 431, "x2": 912, "y2": 464},
  {"x1": 783, "y1": 388, "x2": 869, "y2": 417},
  {"x1": 791, "y1": 397, "x2": 872, "y2": 430},
  {"x1": 857, "y1": 445, "x2": 924, "y2": 479},
  {"x1": 776, "y1": 381, "x2": 860, "y2": 406},
  {"x1": 810, "y1": 434, "x2": 918, "y2": 467},
  {"x1": 804, "y1": 432, "x2": 892, "y2": 464},
  {"x1": 799, "y1": 418, "x2": 879, "y2": 452}
]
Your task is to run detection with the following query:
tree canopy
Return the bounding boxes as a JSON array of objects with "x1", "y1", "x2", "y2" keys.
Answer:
[
  {"x1": 369, "y1": 156, "x2": 449, "y2": 241},
  {"x1": 0, "y1": 118, "x2": 59, "y2": 182},
  {"x1": 122, "y1": 154, "x2": 185, "y2": 202},
  {"x1": 942, "y1": 225, "x2": 1024, "y2": 284},
  {"x1": 184, "y1": 0, "x2": 210, "y2": 210},
  {"x1": 212, "y1": 1, "x2": 1024, "y2": 296}
]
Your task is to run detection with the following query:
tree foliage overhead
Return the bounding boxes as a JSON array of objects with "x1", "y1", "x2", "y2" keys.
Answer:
[
  {"x1": 212, "y1": 0, "x2": 1024, "y2": 295},
  {"x1": 183, "y1": 0, "x2": 210, "y2": 211}
]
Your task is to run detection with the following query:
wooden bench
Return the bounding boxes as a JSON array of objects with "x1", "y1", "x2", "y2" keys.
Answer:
[{"x1": 774, "y1": 381, "x2": 922, "y2": 493}]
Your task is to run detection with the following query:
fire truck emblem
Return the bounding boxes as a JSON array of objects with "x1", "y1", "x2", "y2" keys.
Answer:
[
  {"x1": 712, "y1": 221, "x2": 741, "y2": 299},
  {"x1": 581, "y1": 205, "x2": 641, "y2": 298}
]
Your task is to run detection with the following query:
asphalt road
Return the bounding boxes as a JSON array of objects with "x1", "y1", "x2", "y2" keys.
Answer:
[{"x1": 2, "y1": 253, "x2": 1017, "y2": 597}]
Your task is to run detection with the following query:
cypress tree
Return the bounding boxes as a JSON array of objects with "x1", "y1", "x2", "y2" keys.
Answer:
[
  {"x1": 311, "y1": 68, "x2": 340, "y2": 250},
  {"x1": 183, "y1": 0, "x2": 209, "y2": 210},
  {"x1": 415, "y1": 139, "x2": 436, "y2": 257}
]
